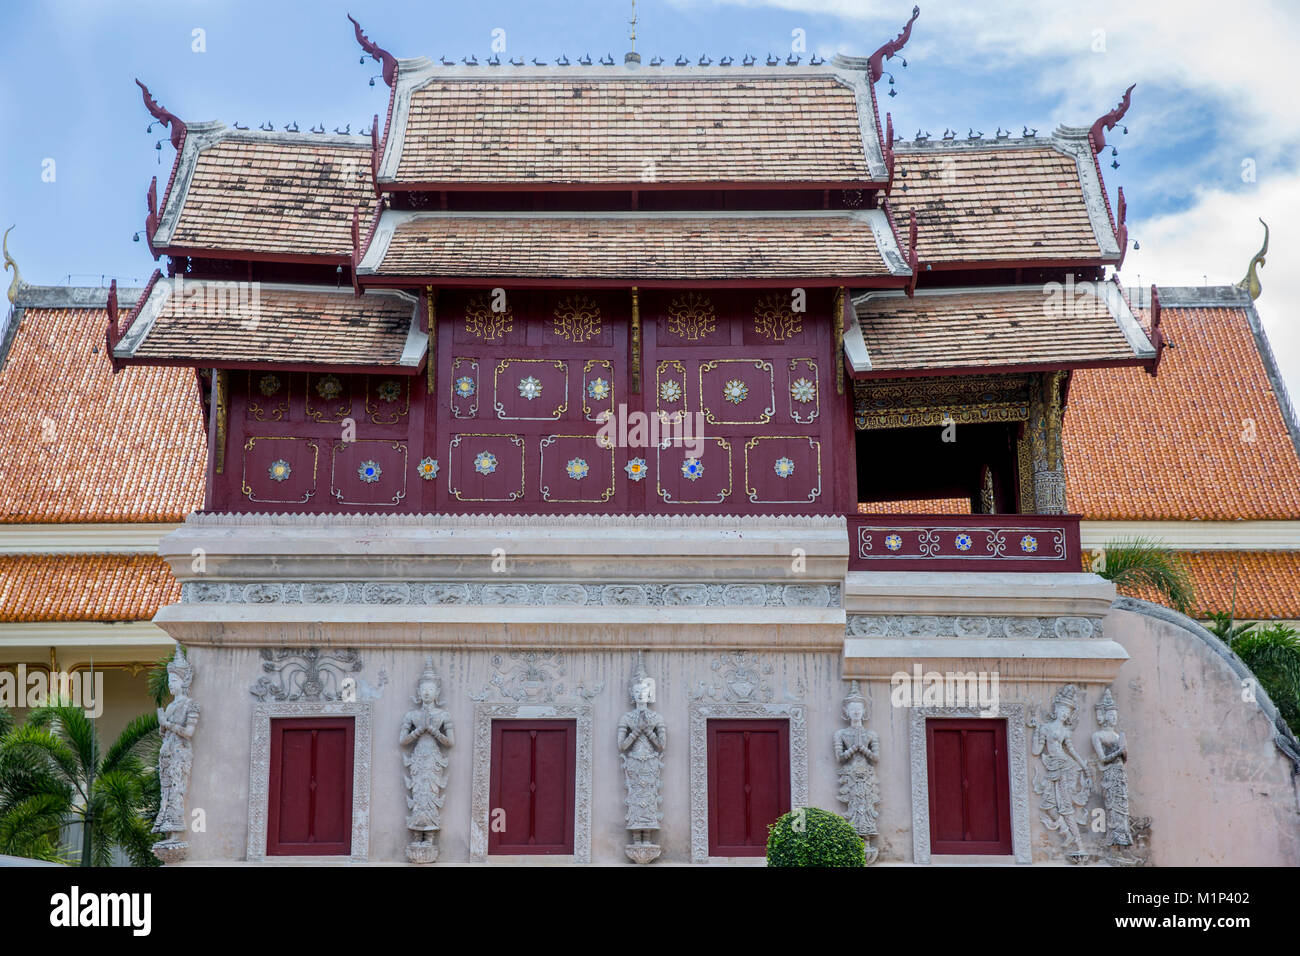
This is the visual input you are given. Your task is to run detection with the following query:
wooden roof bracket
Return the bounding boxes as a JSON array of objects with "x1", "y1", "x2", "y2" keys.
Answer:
[
  {"x1": 905, "y1": 209, "x2": 919, "y2": 297},
  {"x1": 1145, "y1": 284, "x2": 1164, "y2": 377},
  {"x1": 1114, "y1": 186, "x2": 1128, "y2": 270}
]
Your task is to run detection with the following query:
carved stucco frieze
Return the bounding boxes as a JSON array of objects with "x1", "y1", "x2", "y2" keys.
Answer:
[
  {"x1": 688, "y1": 652, "x2": 808, "y2": 863},
  {"x1": 249, "y1": 647, "x2": 364, "y2": 701},
  {"x1": 846, "y1": 614, "x2": 1103, "y2": 640},
  {"x1": 185, "y1": 580, "x2": 840, "y2": 608}
]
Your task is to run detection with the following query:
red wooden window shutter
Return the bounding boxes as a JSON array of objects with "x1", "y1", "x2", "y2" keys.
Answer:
[
  {"x1": 267, "y1": 716, "x2": 354, "y2": 856},
  {"x1": 488, "y1": 719, "x2": 577, "y2": 855},
  {"x1": 707, "y1": 718, "x2": 791, "y2": 857},
  {"x1": 926, "y1": 718, "x2": 1013, "y2": 855}
]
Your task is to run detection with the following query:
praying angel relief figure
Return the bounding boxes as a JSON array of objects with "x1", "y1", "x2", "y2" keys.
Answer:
[
  {"x1": 1028, "y1": 683, "x2": 1091, "y2": 860},
  {"x1": 152, "y1": 648, "x2": 200, "y2": 863},
  {"x1": 400, "y1": 657, "x2": 454, "y2": 863}
]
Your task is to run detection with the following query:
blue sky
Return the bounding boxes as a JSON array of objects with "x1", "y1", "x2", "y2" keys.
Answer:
[{"x1": 3, "y1": 0, "x2": 1297, "y2": 397}]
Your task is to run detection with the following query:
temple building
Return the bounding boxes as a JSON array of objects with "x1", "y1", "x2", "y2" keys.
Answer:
[{"x1": 1, "y1": 10, "x2": 1298, "y2": 865}]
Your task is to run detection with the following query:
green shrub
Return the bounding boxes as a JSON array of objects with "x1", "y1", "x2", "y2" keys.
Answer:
[{"x1": 766, "y1": 807, "x2": 865, "y2": 867}]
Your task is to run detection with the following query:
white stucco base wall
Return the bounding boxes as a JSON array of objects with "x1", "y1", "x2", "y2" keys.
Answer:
[{"x1": 1106, "y1": 598, "x2": 1300, "y2": 866}]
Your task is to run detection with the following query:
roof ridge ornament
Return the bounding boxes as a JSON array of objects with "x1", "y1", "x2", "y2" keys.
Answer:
[
  {"x1": 867, "y1": 5, "x2": 920, "y2": 83},
  {"x1": 3, "y1": 225, "x2": 22, "y2": 305},
  {"x1": 1235, "y1": 218, "x2": 1268, "y2": 300},
  {"x1": 135, "y1": 80, "x2": 187, "y2": 150},
  {"x1": 348, "y1": 14, "x2": 398, "y2": 87},
  {"x1": 1088, "y1": 83, "x2": 1134, "y2": 155}
]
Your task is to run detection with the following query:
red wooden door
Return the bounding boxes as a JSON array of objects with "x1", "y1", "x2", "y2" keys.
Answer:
[
  {"x1": 926, "y1": 718, "x2": 1013, "y2": 855},
  {"x1": 707, "y1": 719, "x2": 790, "y2": 856},
  {"x1": 488, "y1": 719, "x2": 576, "y2": 854},
  {"x1": 267, "y1": 717, "x2": 354, "y2": 856}
]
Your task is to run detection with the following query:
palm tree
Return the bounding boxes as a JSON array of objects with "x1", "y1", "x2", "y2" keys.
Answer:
[
  {"x1": 1229, "y1": 623, "x2": 1300, "y2": 735},
  {"x1": 0, "y1": 705, "x2": 160, "y2": 865},
  {"x1": 1093, "y1": 536, "x2": 1195, "y2": 614}
]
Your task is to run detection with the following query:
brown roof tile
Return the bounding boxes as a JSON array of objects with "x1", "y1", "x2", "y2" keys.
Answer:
[
  {"x1": 1065, "y1": 304, "x2": 1300, "y2": 520},
  {"x1": 852, "y1": 284, "x2": 1150, "y2": 374},
  {"x1": 116, "y1": 281, "x2": 421, "y2": 369},
  {"x1": 364, "y1": 211, "x2": 898, "y2": 280},
  {"x1": 0, "y1": 553, "x2": 179, "y2": 622},
  {"x1": 0, "y1": 305, "x2": 205, "y2": 522},
  {"x1": 891, "y1": 145, "x2": 1105, "y2": 264},
  {"x1": 162, "y1": 135, "x2": 377, "y2": 258},
  {"x1": 858, "y1": 498, "x2": 971, "y2": 514},
  {"x1": 389, "y1": 76, "x2": 876, "y2": 186}
]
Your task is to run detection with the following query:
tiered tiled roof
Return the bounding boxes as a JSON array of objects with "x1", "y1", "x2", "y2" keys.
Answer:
[
  {"x1": 114, "y1": 280, "x2": 424, "y2": 370},
  {"x1": 0, "y1": 553, "x2": 180, "y2": 622},
  {"x1": 890, "y1": 130, "x2": 1120, "y2": 267},
  {"x1": 1065, "y1": 289, "x2": 1300, "y2": 520},
  {"x1": 847, "y1": 281, "x2": 1154, "y2": 376},
  {"x1": 0, "y1": 292, "x2": 206, "y2": 523},
  {"x1": 378, "y1": 65, "x2": 888, "y2": 187},
  {"x1": 358, "y1": 210, "x2": 908, "y2": 283},
  {"x1": 150, "y1": 126, "x2": 377, "y2": 259}
]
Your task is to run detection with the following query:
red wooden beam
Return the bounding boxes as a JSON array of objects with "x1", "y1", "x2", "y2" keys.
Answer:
[
  {"x1": 1114, "y1": 186, "x2": 1129, "y2": 270},
  {"x1": 375, "y1": 179, "x2": 888, "y2": 194}
]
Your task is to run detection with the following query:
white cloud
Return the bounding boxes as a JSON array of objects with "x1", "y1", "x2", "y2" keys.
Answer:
[{"x1": 1125, "y1": 175, "x2": 1300, "y2": 402}]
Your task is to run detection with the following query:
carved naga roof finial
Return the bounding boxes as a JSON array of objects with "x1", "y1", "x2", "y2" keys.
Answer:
[
  {"x1": 134, "y1": 80, "x2": 187, "y2": 150},
  {"x1": 1089, "y1": 83, "x2": 1135, "y2": 155},
  {"x1": 348, "y1": 14, "x2": 398, "y2": 87},
  {"x1": 3, "y1": 225, "x2": 22, "y2": 305},
  {"x1": 1235, "y1": 218, "x2": 1268, "y2": 300},
  {"x1": 867, "y1": 5, "x2": 920, "y2": 84}
]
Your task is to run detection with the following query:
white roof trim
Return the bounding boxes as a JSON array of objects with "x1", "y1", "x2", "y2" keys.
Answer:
[
  {"x1": 1080, "y1": 520, "x2": 1300, "y2": 551},
  {"x1": 1051, "y1": 125, "x2": 1121, "y2": 260}
]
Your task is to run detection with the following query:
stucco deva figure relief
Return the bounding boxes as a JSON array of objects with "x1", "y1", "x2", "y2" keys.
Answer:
[
  {"x1": 401, "y1": 657, "x2": 454, "y2": 863},
  {"x1": 834, "y1": 681, "x2": 880, "y2": 863},
  {"x1": 618, "y1": 652, "x2": 666, "y2": 863},
  {"x1": 152, "y1": 648, "x2": 200, "y2": 864},
  {"x1": 1028, "y1": 684, "x2": 1091, "y2": 861}
]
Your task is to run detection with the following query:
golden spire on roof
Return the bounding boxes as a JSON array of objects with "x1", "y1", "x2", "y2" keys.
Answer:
[
  {"x1": 1235, "y1": 218, "x2": 1268, "y2": 300},
  {"x1": 625, "y1": 0, "x2": 641, "y2": 64},
  {"x1": 3, "y1": 226, "x2": 22, "y2": 305}
]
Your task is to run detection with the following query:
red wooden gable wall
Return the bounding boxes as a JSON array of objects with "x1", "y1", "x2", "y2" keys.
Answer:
[{"x1": 211, "y1": 288, "x2": 856, "y2": 515}]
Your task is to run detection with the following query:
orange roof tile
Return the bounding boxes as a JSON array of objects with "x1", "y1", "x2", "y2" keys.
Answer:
[
  {"x1": 1065, "y1": 299, "x2": 1300, "y2": 520},
  {"x1": 852, "y1": 284, "x2": 1152, "y2": 374},
  {"x1": 116, "y1": 281, "x2": 422, "y2": 369},
  {"x1": 0, "y1": 302, "x2": 206, "y2": 522},
  {"x1": 858, "y1": 498, "x2": 971, "y2": 514},
  {"x1": 361, "y1": 211, "x2": 902, "y2": 281},
  {"x1": 387, "y1": 75, "x2": 879, "y2": 186},
  {"x1": 1086, "y1": 549, "x2": 1300, "y2": 620},
  {"x1": 891, "y1": 140, "x2": 1111, "y2": 265},
  {"x1": 0, "y1": 553, "x2": 179, "y2": 622},
  {"x1": 156, "y1": 131, "x2": 378, "y2": 259}
]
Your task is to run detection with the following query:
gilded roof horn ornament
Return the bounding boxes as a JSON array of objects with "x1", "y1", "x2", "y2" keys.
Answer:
[
  {"x1": 3, "y1": 225, "x2": 22, "y2": 305},
  {"x1": 1235, "y1": 218, "x2": 1268, "y2": 300},
  {"x1": 867, "y1": 5, "x2": 919, "y2": 84},
  {"x1": 348, "y1": 14, "x2": 398, "y2": 87},
  {"x1": 1089, "y1": 84, "x2": 1135, "y2": 155}
]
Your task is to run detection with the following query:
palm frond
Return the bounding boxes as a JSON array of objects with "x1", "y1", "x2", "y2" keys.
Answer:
[
  {"x1": 0, "y1": 725, "x2": 83, "y2": 796},
  {"x1": 100, "y1": 712, "x2": 160, "y2": 777},
  {"x1": 1095, "y1": 536, "x2": 1195, "y2": 614},
  {"x1": 0, "y1": 790, "x2": 73, "y2": 862}
]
